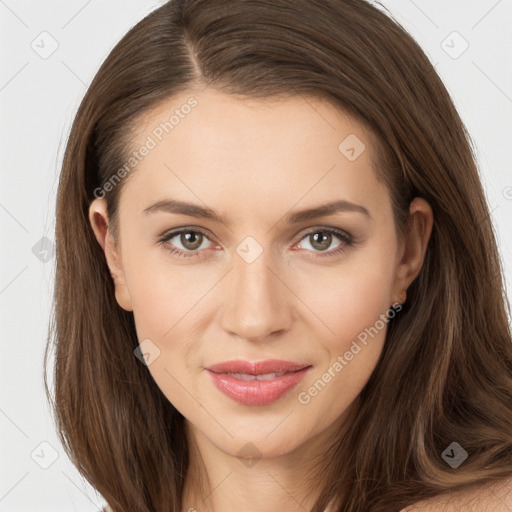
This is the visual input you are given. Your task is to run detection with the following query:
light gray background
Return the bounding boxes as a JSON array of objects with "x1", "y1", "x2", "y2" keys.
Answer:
[{"x1": 1, "y1": 1, "x2": 511, "y2": 510}]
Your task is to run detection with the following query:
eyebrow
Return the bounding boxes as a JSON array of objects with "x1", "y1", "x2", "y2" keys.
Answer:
[{"x1": 142, "y1": 198, "x2": 371, "y2": 223}]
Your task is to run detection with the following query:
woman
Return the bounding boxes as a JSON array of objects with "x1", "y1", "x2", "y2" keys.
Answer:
[{"x1": 44, "y1": 0, "x2": 512, "y2": 511}]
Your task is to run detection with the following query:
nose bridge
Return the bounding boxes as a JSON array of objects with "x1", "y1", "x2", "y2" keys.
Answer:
[{"x1": 221, "y1": 237, "x2": 293, "y2": 340}]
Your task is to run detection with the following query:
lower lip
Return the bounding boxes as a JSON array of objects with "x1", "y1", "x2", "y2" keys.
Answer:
[{"x1": 206, "y1": 367, "x2": 311, "y2": 406}]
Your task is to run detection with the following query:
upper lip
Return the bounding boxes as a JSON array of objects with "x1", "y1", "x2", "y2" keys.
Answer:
[{"x1": 206, "y1": 359, "x2": 311, "y2": 375}]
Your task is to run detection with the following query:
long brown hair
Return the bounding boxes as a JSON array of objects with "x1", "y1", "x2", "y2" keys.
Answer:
[{"x1": 44, "y1": 0, "x2": 512, "y2": 510}]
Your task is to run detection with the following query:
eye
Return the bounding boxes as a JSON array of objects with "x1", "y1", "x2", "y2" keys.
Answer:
[
  {"x1": 157, "y1": 226, "x2": 355, "y2": 259},
  {"x1": 157, "y1": 228, "x2": 216, "y2": 258},
  {"x1": 295, "y1": 228, "x2": 353, "y2": 258}
]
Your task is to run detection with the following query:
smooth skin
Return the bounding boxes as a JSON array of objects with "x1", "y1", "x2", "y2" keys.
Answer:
[{"x1": 89, "y1": 88, "x2": 436, "y2": 512}]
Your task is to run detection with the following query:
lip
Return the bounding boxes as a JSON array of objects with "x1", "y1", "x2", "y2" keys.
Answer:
[
  {"x1": 205, "y1": 359, "x2": 312, "y2": 406},
  {"x1": 206, "y1": 359, "x2": 311, "y2": 375}
]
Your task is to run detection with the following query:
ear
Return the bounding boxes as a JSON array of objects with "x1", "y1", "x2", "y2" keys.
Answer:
[
  {"x1": 88, "y1": 198, "x2": 133, "y2": 312},
  {"x1": 391, "y1": 197, "x2": 433, "y2": 304}
]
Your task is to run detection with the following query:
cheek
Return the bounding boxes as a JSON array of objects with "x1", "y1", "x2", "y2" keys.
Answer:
[
  {"x1": 293, "y1": 252, "x2": 395, "y2": 351},
  {"x1": 129, "y1": 276, "x2": 177, "y2": 338},
  {"x1": 124, "y1": 247, "x2": 210, "y2": 338},
  {"x1": 295, "y1": 260, "x2": 394, "y2": 419}
]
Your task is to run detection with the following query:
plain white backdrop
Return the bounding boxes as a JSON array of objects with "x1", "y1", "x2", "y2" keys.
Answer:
[{"x1": 0, "y1": 1, "x2": 511, "y2": 510}]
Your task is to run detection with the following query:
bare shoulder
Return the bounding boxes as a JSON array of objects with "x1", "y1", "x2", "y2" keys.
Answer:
[{"x1": 401, "y1": 475, "x2": 512, "y2": 512}]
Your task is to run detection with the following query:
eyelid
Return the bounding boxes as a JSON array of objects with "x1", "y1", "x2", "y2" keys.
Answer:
[
  {"x1": 157, "y1": 225, "x2": 355, "y2": 258},
  {"x1": 294, "y1": 226, "x2": 352, "y2": 244},
  {"x1": 156, "y1": 226, "x2": 219, "y2": 258}
]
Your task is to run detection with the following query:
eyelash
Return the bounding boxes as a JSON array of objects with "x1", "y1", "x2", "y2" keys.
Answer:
[{"x1": 157, "y1": 226, "x2": 355, "y2": 260}]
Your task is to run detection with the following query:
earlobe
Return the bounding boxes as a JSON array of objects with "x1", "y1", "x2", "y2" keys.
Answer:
[{"x1": 88, "y1": 198, "x2": 133, "y2": 312}]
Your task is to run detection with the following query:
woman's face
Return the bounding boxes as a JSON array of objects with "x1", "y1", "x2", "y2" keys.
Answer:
[{"x1": 90, "y1": 88, "x2": 431, "y2": 460}]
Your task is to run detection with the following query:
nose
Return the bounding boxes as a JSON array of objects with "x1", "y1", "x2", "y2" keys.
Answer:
[{"x1": 220, "y1": 243, "x2": 295, "y2": 342}]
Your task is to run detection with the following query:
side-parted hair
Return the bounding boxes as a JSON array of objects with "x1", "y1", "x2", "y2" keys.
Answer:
[{"x1": 44, "y1": 1, "x2": 512, "y2": 510}]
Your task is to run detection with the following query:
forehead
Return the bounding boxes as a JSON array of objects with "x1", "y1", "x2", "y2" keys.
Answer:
[{"x1": 118, "y1": 88, "x2": 388, "y2": 224}]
